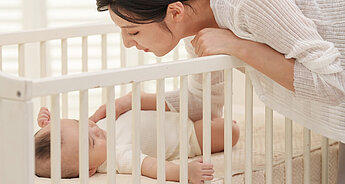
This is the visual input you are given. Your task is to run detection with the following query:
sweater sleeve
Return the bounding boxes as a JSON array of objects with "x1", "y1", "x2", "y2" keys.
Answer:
[
  {"x1": 234, "y1": 0, "x2": 345, "y2": 105},
  {"x1": 165, "y1": 90, "x2": 203, "y2": 122}
]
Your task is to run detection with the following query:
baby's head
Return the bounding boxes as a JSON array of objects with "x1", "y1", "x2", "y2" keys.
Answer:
[{"x1": 34, "y1": 118, "x2": 107, "y2": 178}]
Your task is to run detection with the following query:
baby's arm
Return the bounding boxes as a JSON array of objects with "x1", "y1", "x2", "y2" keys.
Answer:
[
  {"x1": 141, "y1": 156, "x2": 214, "y2": 184},
  {"x1": 89, "y1": 92, "x2": 170, "y2": 123}
]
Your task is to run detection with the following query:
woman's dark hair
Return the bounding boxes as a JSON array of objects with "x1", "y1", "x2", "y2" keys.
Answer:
[{"x1": 96, "y1": 0, "x2": 191, "y2": 24}]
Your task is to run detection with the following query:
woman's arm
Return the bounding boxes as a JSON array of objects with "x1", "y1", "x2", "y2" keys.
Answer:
[
  {"x1": 192, "y1": 0, "x2": 345, "y2": 105},
  {"x1": 191, "y1": 28, "x2": 295, "y2": 91},
  {"x1": 89, "y1": 92, "x2": 170, "y2": 123},
  {"x1": 236, "y1": 38, "x2": 295, "y2": 92},
  {"x1": 137, "y1": 92, "x2": 171, "y2": 111}
]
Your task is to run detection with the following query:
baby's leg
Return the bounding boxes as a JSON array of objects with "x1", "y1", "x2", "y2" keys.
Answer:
[{"x1": 194, "y1": 118, "x2": 239, "y2": 153}]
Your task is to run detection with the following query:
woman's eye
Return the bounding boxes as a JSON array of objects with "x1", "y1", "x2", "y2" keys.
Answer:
[{"x1": 128, "y1": 31, "x2": 139, "y2": 36}]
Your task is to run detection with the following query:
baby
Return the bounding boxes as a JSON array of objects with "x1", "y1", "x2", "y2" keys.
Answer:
[{"x1": 34, "y1": 94, "x2": 240, "y2": 184}]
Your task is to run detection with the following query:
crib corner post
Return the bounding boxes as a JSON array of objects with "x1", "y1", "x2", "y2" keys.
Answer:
[{"x1": 0, "y1": 98, "x2": 34, "y2": 184}]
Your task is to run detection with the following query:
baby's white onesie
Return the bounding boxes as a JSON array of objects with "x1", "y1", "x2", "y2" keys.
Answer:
[{"x1": 96, "y1": 110, "x2": 201, "y2": 174}]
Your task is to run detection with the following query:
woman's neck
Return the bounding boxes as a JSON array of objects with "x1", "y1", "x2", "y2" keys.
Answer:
[{"x1": 182, "y1": 0, "x2": 218, "y2": 37}]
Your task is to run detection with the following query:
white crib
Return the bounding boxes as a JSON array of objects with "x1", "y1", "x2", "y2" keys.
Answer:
[{"x1": 0, "y1": 23, "x2": 338, "y2": 184}]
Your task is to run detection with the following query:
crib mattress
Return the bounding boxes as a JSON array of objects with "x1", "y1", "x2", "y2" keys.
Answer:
[{"x1": 34, "y1": 112, "x2": 338, "y2": 184}]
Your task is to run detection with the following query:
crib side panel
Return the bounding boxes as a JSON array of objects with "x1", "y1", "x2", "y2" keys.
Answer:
[{"x1": 0, "y1": 99, "x2": 34, "y2": 184}]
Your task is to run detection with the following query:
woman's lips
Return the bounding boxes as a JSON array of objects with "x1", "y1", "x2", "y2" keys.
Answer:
[{"x1": 144, "y1": 49, "x2": 149, "y2": 52}]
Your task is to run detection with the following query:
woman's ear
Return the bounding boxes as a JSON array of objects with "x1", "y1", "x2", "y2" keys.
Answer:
[{"x1": 166, "y1": 1, "x2": 185, "y2": 23}]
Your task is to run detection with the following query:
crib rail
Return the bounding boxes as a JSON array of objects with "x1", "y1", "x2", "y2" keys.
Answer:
[
  {"x1": 30, "y1": 55, "x2": 242, "y2": 98},
  {"x1": 0, "y1": 71, "x2": 30, "y2": 101},
  {"x1": 0, "y1": 23, "x2": 119, "y2": 45},
  {"x1": 0, "y1": 55, "x2": 244, "y2": 100},
  {"x1": 0, "y1": 23, "x2": 333, "y2": 184}
]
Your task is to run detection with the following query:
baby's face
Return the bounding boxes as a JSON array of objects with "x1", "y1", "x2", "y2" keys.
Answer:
[{"x1": 59, "y1": 119, "x2": 107, "y2": 173}]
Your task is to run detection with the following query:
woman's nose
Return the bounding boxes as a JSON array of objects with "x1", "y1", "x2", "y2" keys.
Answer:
[{"x1": 121, "y1": 31, "x2": 136, "y2": 48}]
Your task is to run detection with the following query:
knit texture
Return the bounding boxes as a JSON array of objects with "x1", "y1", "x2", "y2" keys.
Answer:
[
  {"x1": 166, "y1": 0, "x2": 345, "y2": 142},
  {"x1": 211, "y1": 0, "x2": 345, "y2": 142}
]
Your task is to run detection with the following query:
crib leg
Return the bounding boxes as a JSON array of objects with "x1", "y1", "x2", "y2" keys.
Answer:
[
  {"x1": 0, "y1": 99, "x2": 34, "y2": 184},
  {"x1": 338, "y1": 143, "x2": 345, "y2": 184}
]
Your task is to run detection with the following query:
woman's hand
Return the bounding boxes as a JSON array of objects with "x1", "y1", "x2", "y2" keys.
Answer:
[
  {"x1": 89, "y1": 92, "x2": 132, "y2": 123},
  {"x1": 191, "y1": 28, "x2": 244, "y2": 57}
]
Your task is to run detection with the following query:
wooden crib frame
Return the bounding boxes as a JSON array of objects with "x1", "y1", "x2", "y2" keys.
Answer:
[{"x1": 0, "y1": 23, "x2": 333, "y2": 184}]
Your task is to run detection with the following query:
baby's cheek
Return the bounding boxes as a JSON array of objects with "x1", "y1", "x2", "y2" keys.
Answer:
[{"x1": 101, "y1": 141, "x2": 107, "y2": 153}]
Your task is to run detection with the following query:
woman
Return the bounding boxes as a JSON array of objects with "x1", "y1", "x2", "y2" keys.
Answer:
[{"x1": 96, "y1": 0, "x2": 345, "y2": 182}]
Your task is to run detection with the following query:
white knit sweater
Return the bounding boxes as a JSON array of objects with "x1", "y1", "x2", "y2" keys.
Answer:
[{"x1": 166, "y1": 0, "x2": 345, "y2": 142}]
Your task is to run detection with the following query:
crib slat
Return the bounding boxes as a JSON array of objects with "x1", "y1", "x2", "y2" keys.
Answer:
[
  {"x1": 156, "y1": 79, "x2": 166, "y2": 183},
  {"x1": 79, "y1": 90, "x2": 89, "y2": 184},
  {"x1": 138, "y1": 51, "x2": 144, "y2": 65},
  {"x1": 245, "y1": 70, "x2": 253, "y2": 184},
  {"x1": 173, "y1": 46, "x2": 179, "y2": 90},
  {"x1": 156, "y1": 57, "x2": 162, "y2": 63},
  {"x1": 138, "y1": 52, "x2": 144, "y2": 91},
  {"x1": 61, "y1": 39, "x2": 68, "y2": 118},
  {"x1": 203, "y1": 72, "x2": 212, "y2": 184},
  {"x1": 101, "y1": 35, "x2": 107, "y2": 70},
  {"x1": 304, "y1": 128, "x2": 311, "y2": 184},
  {"x1": 0, "y1": 46, "x2": 2, "y2": 71},
  {"x1": 285, "y1": 118, "x2": 293, "y2": 184},
  {"x1": 132, "y1": 83, "x2": 141, "y2": 184},
  {"x1": 51, "y1": 94, "x2": 61, "y2": 183},
  {"x1": 0, "y1": 24, "x2": 119, "y2": 46},
  {"x1": 40, "y1": 41, "x2": 47, "y2": 107},
  {"x1": 102, "y1": 34, "x2": 108, "y2": 104},
  {"x1": 120, "y1": 39, "x2": 127, "y2": 96},
  {"x1": 265, "y1": 107, "x2": 273, "y2": 184},
  {"x1": 106, "y1": 86, "x2": 116, "y2": 184},
  {"x1": 82, "y1": 36, "x2": 88, "y2": 73},
  {"x1": 322, "y1": 137, "x2": 329, "y2": 184},
  {"x1": 18, "y1": 44, "x2": 25, "y2": 77},
  {"x1": 224, "y1": 69, "x2": 233, "y2": 184},
  {"x1": 180, "y1": 75, "x2": 189, "y2": 184}
]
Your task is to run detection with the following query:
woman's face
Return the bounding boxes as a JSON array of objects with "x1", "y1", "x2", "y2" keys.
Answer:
[{"x1": 109, "y1": 9, "x2": 181, "y2": 57}]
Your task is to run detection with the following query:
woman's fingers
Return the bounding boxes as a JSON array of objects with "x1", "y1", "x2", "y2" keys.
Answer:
[{"x1": 191, "y1": 28, "x2": 242, "y2": 57}]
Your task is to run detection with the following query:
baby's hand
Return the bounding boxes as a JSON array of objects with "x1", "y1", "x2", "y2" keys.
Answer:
[
  {"x1": 37, "y1": 107, "x2": 50, "y2": 127},
  {"x1": 188, "y1": 159, "x2": 214, "y2": 184}
]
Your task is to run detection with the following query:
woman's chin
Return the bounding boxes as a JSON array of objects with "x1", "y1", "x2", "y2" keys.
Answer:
[{"x1": 153, "y1": 50, "x2": 170, "y2": 57}]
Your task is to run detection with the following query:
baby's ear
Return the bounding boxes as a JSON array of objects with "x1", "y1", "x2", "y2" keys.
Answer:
[{"x1": 37, "y1": 107, "x2": 51, "y2": 128}]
